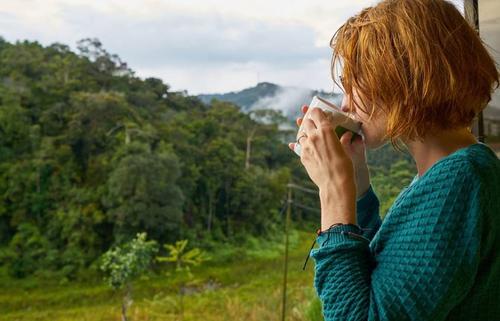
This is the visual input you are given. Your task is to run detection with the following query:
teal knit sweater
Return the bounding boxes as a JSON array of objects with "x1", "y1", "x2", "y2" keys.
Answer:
[{"x1": 310, "y1": 142, "x2": 500, "y2": 321}]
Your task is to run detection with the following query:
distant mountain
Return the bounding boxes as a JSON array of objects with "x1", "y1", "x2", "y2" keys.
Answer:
[
  {"x1": 197, "y1": 82, "x2": 342, "y2": 119},
  {"x1": 198, "y1": 82, "x2": 281, "y2": 111}
]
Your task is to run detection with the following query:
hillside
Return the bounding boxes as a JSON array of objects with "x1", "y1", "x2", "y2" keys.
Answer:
[{"x1": 0, "y1": 38, "x2": 303, "y2": 278}]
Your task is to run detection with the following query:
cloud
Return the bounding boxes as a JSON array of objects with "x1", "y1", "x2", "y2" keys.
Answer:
[
  {"x1": 0, "y1": 0, "x2": 363, "y2": 93},
  {"x1": 0, "y1": 0, "x2": 356, "y2": 94},
  {"x1": 136, "y1": 57, "x2": 335, "y2": 95},
  {"x1": 57, "y1": 4, "x2": 330, "y2": 68},
  {"x1": 249, "y1": 86, "x2": 313, "y2": 117},
  {"x1": 1, "y1": 0, "x2": 495, "y2": 98}
]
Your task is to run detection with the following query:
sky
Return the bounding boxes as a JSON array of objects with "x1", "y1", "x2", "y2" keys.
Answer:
[{"x1": 1, "y1": 0, "x2": 497, "y2": 97}]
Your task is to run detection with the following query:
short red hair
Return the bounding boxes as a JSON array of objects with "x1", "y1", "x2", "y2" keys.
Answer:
[{"x1": 330, "y1": 0, "x2": 499, "y2": 152}]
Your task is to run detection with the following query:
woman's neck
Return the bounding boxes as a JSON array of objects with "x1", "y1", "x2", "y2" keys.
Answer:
[{"x1": 402, "y1": 127, "x2": 479, "y2": 178}]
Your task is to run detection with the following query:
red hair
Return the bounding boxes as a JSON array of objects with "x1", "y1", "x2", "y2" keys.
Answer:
[{"x1": 330, "y1": 0, "x2": 499, "y2": 152}]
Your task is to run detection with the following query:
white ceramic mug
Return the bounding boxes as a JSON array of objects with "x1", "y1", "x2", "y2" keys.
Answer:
[{"x1": 293, "y1": 95, "x2": 363, "y2": 157}]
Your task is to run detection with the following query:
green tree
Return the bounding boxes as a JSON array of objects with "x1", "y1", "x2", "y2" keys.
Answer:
[
  {"x1": 103, "y1": 142, "x2": 185, "y2": 243},
  {"x1": 100, "y1": 232, "x2": 158, "y2": 321}
]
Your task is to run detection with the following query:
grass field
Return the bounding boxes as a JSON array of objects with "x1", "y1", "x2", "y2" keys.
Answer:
[{"x1": 0, "y1": 229, "x2": 323, "y2": 321}]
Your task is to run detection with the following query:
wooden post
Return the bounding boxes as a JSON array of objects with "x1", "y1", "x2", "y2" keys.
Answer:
[
  {"x1": 281, "y1": 182, "x2": 292, "y2": 321},
  {"x1": 464, "y1": 0, "x2": 486, "y2": 143}
]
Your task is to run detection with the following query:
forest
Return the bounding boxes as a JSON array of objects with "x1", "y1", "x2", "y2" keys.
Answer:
[{"x1": 0, "y1": 36, "x2": 313, "y2": 277}]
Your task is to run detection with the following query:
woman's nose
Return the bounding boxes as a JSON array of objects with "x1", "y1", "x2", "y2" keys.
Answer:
[{"x1": 340, "y1": 95, "x2": 351, "y2": 113}]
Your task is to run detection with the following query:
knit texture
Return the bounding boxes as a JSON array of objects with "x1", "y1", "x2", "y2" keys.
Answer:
[{"x1": 310, "y1": 142, "x2": 500, "y2": 321}]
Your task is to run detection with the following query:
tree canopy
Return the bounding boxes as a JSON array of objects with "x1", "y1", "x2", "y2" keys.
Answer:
[{"x1": 0, "y1": 37, "x2": 297, "y2": 278}]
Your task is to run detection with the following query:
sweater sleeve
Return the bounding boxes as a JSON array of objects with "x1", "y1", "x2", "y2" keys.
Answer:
[
  {"x1": 310, "y1": 164, "x2": 482, "y2": 321},
  {"x1": 356, "y1": 184, "x2": 382, "y2": 241}
]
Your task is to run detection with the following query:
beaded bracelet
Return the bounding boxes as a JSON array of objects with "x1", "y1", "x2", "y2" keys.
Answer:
[
  {"x1": 318, "y1": 223, "x2": 363, "y2": 235},
  {"x1": 302, "y1": 223, "x2": 372, "y2": 271}
]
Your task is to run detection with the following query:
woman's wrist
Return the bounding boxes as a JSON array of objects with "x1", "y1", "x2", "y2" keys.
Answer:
[{"x1": 319, "y1": 184, "x2": 357, "y2": 230}]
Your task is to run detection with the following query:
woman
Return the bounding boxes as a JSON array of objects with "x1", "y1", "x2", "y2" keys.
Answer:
[{"x1": 288, "y1": 0, "x2": 499, "y2": 320}]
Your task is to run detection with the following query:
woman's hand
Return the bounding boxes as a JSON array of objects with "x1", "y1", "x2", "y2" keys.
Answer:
[
  {"x1": 290, "y1": 105, "x2": 371, "y2": 200},
  {"x1": 336, "y1": 128, "x2": 371, "y2": 201},
  {"x1": 288, "y1": 105, "x2": 357, "y2": 229}
]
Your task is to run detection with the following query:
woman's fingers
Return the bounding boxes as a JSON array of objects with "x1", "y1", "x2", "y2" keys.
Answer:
[
  {"x1": 302, "y1": 116, "x2": 317, "y2": 132},
  {"x1": 294, "y1": 105, "x2": 309, "y2": 127},
  {"x1": 289, "y1": 105, "x2": 311, "y2": 152},
  {"x1": 339, "y1": 131, "x2": 353, "y2": 150}
]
